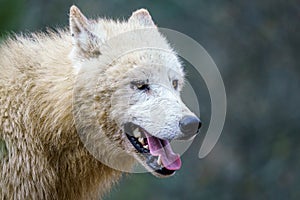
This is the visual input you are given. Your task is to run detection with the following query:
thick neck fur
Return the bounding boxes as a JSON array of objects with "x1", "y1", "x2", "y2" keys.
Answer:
[{"x1": 0, "y1": 31, "x2": 125, "y2": 199}]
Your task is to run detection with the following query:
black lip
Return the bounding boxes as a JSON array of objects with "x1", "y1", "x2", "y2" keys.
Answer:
[
  {"x1": 124, "y1": 122, "x2": 176, "y2": 176},
  {"x1": 126, "y1": 134, "x2": 149, "y2": 154},
  {"x1": 155, "y1": 167, "x2": 175, "y2": 176}
]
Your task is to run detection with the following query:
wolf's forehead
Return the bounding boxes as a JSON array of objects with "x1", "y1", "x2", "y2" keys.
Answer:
[
  {"x1": 127, "y1": 62, "x2": 184, "y2": 83},
  {"x1": 94, "y1": 20, "x2": 184, "y2": 79},
  {"x1": 93, "y1": 20, "x2": 172, "y2": 52},
  {"x1": 125, "y1": 52, "x2": 183, "y2": 77}
]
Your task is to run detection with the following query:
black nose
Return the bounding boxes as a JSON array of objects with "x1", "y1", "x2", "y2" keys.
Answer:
[{"x1": 179, "y1": 115, "x2": 202, "y2": 136}]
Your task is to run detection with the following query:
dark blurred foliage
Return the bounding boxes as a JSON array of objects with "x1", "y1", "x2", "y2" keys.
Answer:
[{"x1": 1, "y1": 0, "x2": 299, "y2": 199}]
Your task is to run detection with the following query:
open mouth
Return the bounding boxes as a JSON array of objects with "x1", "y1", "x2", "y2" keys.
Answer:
[{"x1": 124, "y1": 122, "x2": 181, "y2": 177}]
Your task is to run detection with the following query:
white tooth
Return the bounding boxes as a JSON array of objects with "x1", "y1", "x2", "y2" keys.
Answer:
[
  {"x1": 157, "y1": 155, "x2": 162, "y2": 166},
  {"x1": 143, "y1": 145, "x2": 148, "y2": 149},
  {"x1": 133, "y1": 128, "x2": 141, "y2": 138},
  {"x1": 138, "y1": 137, "x2": 144, "y2": 145}
]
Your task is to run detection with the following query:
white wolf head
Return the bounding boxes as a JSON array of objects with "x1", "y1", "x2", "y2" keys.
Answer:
[{"x1": 70, "y1": 6, "x2": 201, "y2": 177}]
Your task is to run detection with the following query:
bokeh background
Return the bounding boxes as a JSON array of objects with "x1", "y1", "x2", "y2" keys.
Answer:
[{"x1": 1, "y1": 0, "x2": 299, "y2": 199}]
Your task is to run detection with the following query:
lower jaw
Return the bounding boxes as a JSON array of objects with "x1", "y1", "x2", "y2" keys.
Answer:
[
  {"x1": 153, "y1": 168, "x2": 175, "y2": 177},
  {"x1": 125, "y1": 136, "x2": 176, "y2": 177},
  {"x1": 124, "y1": 123, "x2": 179, "y2": 177},
  {"x1": 135, "y1": 155, "x2": 176, "y2": 177}
]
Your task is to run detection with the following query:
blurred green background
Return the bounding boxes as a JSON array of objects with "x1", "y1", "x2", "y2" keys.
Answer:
[{"x1": 1, "y1": 0, "x2": 299, "y2": 199}]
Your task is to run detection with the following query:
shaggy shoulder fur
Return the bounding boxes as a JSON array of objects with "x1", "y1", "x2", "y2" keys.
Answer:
[{"x1": 0, "y1": 9, "x2": 125, "y2": 200}]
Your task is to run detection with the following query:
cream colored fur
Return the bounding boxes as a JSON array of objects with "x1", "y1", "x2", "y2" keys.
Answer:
[{"x1": 0, "y1": 5, "x2": 194, "y2": 199}]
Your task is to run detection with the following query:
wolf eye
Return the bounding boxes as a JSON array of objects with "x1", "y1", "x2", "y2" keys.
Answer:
[
  {"x1": 136, "y1": 83, "x2": 150, "y2": 91},
  {"x1": 131, "y1": 81, "x2": 150, "y2": 91},
  {"x1": 172, "y1": 80, "x2": 178, "y2": 90}
]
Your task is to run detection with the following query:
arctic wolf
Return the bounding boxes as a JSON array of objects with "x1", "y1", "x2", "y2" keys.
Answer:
[{"x1": 0, "y1": 5, "x2": 201, "y2": 199}]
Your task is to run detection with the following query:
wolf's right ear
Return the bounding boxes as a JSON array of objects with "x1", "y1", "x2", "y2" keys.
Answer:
[
  {"x1": 69, "y1": 5, "x2": 101, "y2": 58},
  {"x1": 128, "y1": 8, "x2": 156, "y2": 27}
]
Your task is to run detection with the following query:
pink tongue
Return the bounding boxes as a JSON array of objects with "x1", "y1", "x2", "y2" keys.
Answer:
[{"x1": 145, "y1": 133, "x2": 181, "y2": 170}]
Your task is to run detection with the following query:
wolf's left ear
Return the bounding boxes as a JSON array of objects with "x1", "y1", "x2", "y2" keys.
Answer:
[
  {"x1": 69, "y1": 5, "x2": 102, "y2": 58},
  {"x1": 128, "y1": 8, "x2": 156, "y2": 27}
]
